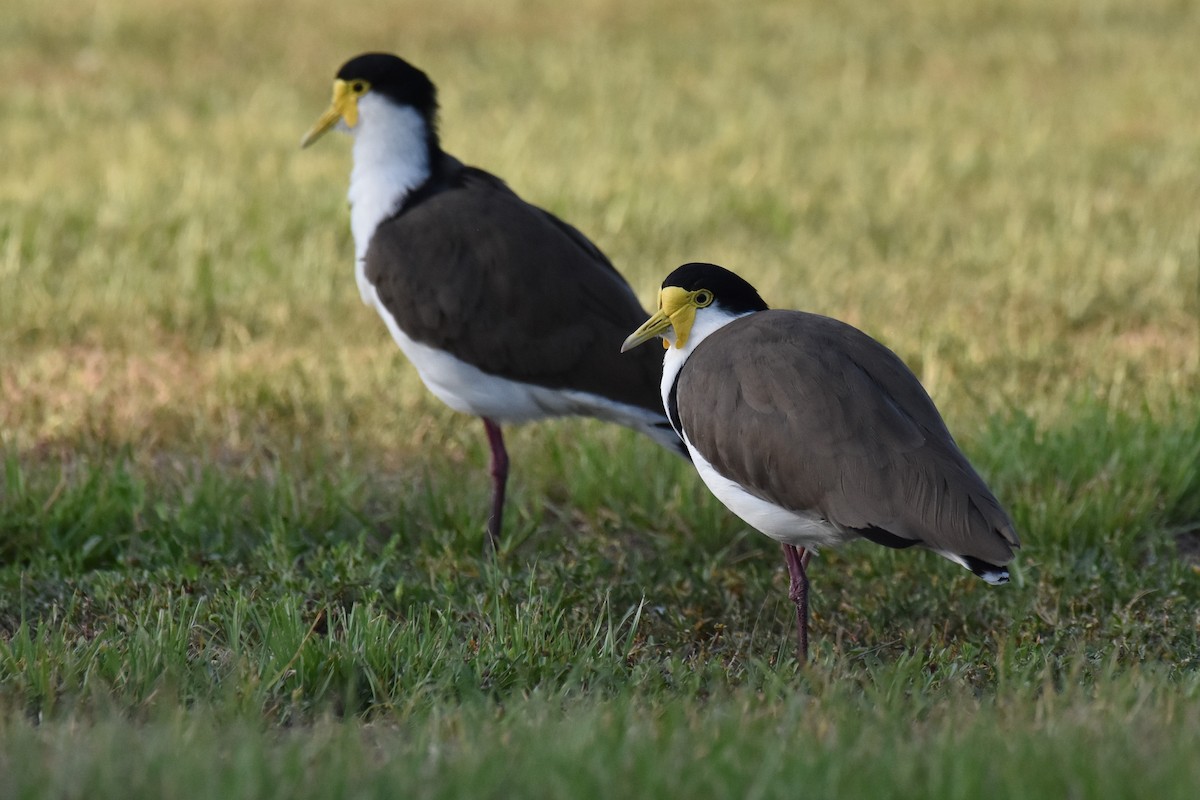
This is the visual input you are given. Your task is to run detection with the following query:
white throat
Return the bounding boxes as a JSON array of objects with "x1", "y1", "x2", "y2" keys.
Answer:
[
  {"x1": 659, "y1": 305, "x2": 753, "y2": 414},
  {"x1": 346, "y1": 95, "x2": 433, "y2": 302}
]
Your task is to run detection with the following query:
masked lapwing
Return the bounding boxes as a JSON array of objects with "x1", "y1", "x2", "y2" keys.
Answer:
[
  {"x1": 301, "y1": 53, "x2": 684, "y2": 548},
  {"x1": 622, "y1": 262, "x2": 1020, "y2": 661}
]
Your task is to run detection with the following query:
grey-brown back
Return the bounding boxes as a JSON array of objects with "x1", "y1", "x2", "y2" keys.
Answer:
[
  {"x1": 364, "y1": 156, "x2": 666, "y2": 414},
  {"x1": 677, "y1": 310, "x2": 1020, "y2": 565}
]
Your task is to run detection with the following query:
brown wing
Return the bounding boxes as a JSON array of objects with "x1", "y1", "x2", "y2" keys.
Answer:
[
  {"x1": 364, "y1": 161, "x2": 665, "y2": 413},
  {"x1": 677, "y1": 310, "x2": 1019, "y2": 564}
]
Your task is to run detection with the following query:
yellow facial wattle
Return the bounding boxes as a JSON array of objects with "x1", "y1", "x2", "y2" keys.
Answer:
[
  {"x1": 620, "y1": 286, "x2": 711, "y2": 352},
  {"x1": 300, "y1": 78, "x2": 371, "y2": 148}
]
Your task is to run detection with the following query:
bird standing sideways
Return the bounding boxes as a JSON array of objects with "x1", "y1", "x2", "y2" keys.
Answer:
[
  {"x1": 622, "y1": 263, "x2": 1020, "y2": 661},
  {"x1": 302, "y1": 53, "x2": 683, "y2": 548}
]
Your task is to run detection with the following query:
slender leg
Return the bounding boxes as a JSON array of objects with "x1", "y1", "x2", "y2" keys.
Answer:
[
  {"x1": 781, "y1": 544, "x2": 812, "y2": 663},
  {"x1": 482, "y1": 417, "x2": 508, "y2": 552}
]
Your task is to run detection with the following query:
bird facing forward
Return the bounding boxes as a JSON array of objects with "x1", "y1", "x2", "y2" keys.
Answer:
[
  {"x1": 301, "y1": 53, "x2": 683, "y2": 548},
  {"x1": 622, "y1": 262, "x2": 1020, "y2": 660}
]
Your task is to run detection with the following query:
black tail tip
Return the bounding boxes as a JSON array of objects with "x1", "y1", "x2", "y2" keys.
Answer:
[{"x1": 962, "y1": 555, "x2": 1010, "y2": 585}]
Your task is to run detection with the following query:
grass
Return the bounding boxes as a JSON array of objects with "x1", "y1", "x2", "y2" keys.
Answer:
[{"x1": 2, "y1": 0, "x2": 1199, "y2": 796}]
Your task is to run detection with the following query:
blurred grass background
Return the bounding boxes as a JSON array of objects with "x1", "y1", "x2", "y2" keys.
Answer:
[
  {"x1": 3, "y1": 0, "x2": 1196, "y2": 458},
  {"x1": 1, "y1": 0, "x2": 1199, "y2": 797}
]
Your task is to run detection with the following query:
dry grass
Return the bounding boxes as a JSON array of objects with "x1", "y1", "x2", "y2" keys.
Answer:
[
  {"x1": 1, "y1": 4, "x2": 1199, "y2": 795},
  {"x1": 3, "y1": 0, "x2": 1198, "y2": 464}
]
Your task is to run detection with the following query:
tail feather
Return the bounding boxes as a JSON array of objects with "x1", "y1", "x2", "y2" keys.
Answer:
[{"x1": 961, "y1": 554, "x2": 1010, "y2": 585}]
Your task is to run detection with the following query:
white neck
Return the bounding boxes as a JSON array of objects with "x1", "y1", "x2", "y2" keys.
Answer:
[
  {"x1": 346, "y1": 95, "x2": 433, "y2": 263},
  {"x1": 659, "y1": 305, "x2": 754, "y2": 414}
]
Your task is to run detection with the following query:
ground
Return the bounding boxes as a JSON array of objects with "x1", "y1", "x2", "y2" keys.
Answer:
[{"x1": 1, "y1": 0, "x2": 1199, "y2": 797}]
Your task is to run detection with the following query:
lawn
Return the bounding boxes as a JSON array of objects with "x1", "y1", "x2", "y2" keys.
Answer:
[{"x1": 2, "y1": 0, "x2": 1199, "y2": 797}]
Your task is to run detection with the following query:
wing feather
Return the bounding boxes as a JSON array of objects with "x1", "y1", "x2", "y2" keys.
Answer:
[
  {"x1": 364, "y1": 161, "x2": 664, "y2": 412},
  {"x1": 678, "y1": 311, "x2": 1019, "y2": 563}
]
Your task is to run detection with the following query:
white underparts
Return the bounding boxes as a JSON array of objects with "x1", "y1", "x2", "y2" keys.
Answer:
[
  {"x1": 362, "y1": 283, "x2": 678, "y2": 448},
  {"x1": 667, "y1": 305, "x2": 1010, "y2": 577},
  {"x1": 687, "y1": 438, "x2": 848, "y2": 549},
  {"x1": 664, "y1": 305, "x2": 847, "y2": 547},
  {"x1": 341, "y1": 93, "x2": 679, "y2": 450},
  {"x1": 345, "y1": 96, "x2": 432, "y2": 304}
]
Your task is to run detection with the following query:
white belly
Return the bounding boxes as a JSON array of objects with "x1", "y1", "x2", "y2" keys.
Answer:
[
  {"x1": 343, "y1": 131, "x2": 677, "y2": 448},
  {"x1": 685, "y1": 436, "x2": 848, "y2": 549},
  {"x1": 363, "y1": 283, "x2": 678, "y2": 448}
]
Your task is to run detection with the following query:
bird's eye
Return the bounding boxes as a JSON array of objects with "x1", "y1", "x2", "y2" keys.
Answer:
[
  {"x1": 352, "y1": 82, "x2": 366, "y2": 93},
  {"x1": 693, "y1": 289, "x2": 713, "y2": 308}
]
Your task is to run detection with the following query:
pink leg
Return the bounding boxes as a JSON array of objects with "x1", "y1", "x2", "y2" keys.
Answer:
[
  {"x1": 782, "y1": 544, "x2": 812, "y2": 663},
  {"x1": 482, "y1": 418, "x2": 508, "y2": 552}
]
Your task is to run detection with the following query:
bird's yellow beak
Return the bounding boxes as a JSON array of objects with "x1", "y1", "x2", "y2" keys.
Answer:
[
  {"x1": 300, "y1": 79, "x2": 359, "y2": 148},
  {"x1": 621, "y1": 286, "x2": 700, "y2": 352}
]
